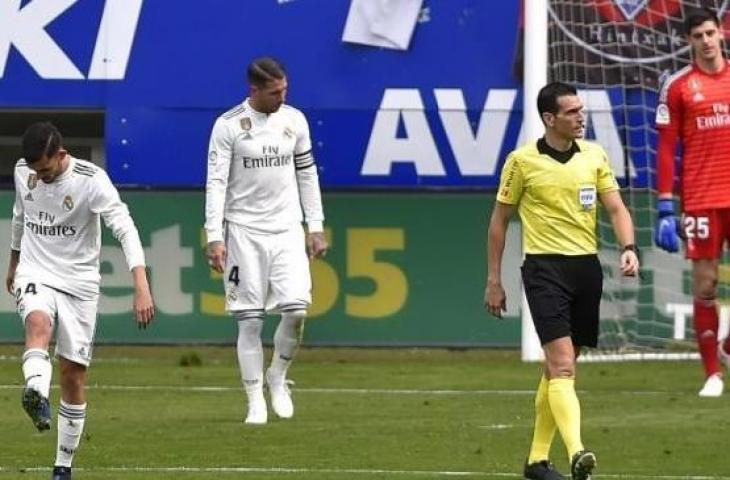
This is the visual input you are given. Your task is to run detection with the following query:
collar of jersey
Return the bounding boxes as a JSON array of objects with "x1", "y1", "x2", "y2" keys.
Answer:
[
  {"x1": 692, "y1": 59, "x2": 729, "y2": 78},
  {"x1": 52, "y1": 156, "x2": 75, "y2": 183},
  {"x1": 537, "y1": 137, "x2": 580, "y2": 164},
  {"x1": 243, "y1": 98, "x2": 269, "y2": 119}
]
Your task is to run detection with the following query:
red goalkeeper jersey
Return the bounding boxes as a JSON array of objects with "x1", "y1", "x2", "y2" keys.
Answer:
[{"x1": 656, "y1": 61, "x2": 730, "y2": 211}]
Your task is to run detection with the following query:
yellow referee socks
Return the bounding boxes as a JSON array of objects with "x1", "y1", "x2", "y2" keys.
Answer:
[
  {"x1": 527, "y1": 375, "x2": 557, "y2": 464},
  {"x1": 547, "y1": 377, "x2": 584, "y2": 460}
]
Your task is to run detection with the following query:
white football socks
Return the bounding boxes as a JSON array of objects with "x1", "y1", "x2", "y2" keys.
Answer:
[
  {"x1": 269, "y1": 311, "x2": 306, "y2": 380},
  {"x1": 235, "y1": 316, "x2": 265, "y2": 395},
  {"x1": 55, "y1": 400, "x2": 86, "y2": 468},
  {"x1": 22, "y1": 348, "x2": 52, "y2": 399}
]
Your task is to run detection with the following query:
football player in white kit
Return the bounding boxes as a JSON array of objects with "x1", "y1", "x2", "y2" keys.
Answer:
[
  {"x1": 205, "y1": 57, "x2": 327, "y2": 424},
  {"x1": 6, "y1": 123, "x2": 155, "y2": 480}
]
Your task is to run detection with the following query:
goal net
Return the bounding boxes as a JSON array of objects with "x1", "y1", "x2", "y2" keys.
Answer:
[{"x1": 546, "y1": 0, "x2": 729, "y2": 360}]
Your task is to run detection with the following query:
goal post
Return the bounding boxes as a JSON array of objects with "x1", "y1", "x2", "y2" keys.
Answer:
[
  {"x1": 520, "y1": 0, "x2": 547, "y2": 362},
  {"x1": 521, "y1": 0, "x2": 730, "y2": 361}
]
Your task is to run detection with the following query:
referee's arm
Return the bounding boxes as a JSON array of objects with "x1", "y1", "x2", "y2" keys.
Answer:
[
  {"x1": 600, "y1": 191, "x2": 640, "y2": 277},
  {"x1": 485, "y1": 201, "x2": 518, "y2": 317}
]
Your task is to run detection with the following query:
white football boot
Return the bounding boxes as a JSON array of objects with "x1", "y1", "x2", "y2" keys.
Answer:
[
  {"x1": 266, "y1": 369, "x2": 294, "y2": 419},
  {"x1": 244, "y1": 390, "x2": 268, "y2": 424},
  {"x1": 698, "y1": 373, "x2": 724, "y2": 397}
]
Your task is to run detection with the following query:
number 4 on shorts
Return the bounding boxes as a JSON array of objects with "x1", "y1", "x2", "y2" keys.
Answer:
[{"x1": 228, "y1": 266, "x2": 240, "y2": 286}]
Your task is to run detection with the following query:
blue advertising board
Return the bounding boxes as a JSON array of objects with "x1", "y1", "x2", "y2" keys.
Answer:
[
  {"x1": 0, "y1": 0, "x2": 524, "y2": 188},
  {"x1": 0, "y1": 0, "x2": 655, "y2": 188}
]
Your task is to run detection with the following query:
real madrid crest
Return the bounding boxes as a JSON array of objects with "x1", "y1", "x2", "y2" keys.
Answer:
[
  {"x1": 27, "y1": 174, "x2": 38, "y2": 190},
  {"x1": 227, "y1": 285, "x2": 238, "y2": 302},
  {"x1": 62, "y1": 195, "x2": 74, "y2": 212}
]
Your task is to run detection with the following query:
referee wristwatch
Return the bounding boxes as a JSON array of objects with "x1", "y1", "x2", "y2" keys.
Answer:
[{"x1": 621, "y1": 244, "x2": 638, "y2": 253}]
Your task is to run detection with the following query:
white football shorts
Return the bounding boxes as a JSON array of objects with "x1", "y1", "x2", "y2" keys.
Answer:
[
  {"x1": 14, "y1": 275, "x2": 98, "y2": 367},
  {"x1": 223, "y1": 222, "x2": 311, "y2": 314}
]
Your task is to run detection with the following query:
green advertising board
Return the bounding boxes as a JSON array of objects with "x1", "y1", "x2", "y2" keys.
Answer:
[{"x1": 0, "y1": 192, "x2": 522, "y2": 346}]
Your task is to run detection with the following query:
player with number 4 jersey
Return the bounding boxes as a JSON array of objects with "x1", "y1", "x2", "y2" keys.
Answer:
[
  {"x1": 204, "y1": 57, "x2": 327, "y2": 425},
  {"x1": 654, "y1": 8, "x2": 730, "y2": 397}
]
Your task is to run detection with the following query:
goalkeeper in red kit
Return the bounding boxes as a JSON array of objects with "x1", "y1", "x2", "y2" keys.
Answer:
[{"x1": 654, "y1": 7, "x2": 730, "y2": 397}]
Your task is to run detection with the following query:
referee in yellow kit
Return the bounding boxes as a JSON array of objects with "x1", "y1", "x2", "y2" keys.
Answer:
[{"x1": 485, "y1": 82, "x2": 639, "y2": 480}]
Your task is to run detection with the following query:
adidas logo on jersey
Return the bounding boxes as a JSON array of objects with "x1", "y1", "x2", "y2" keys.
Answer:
[{"x1": 24, "y1": 192, "x2": 33, "y2": 201}]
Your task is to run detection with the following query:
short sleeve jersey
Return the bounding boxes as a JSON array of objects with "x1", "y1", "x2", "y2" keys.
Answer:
[{"x1": 497, "y1": 139, "x2": 619, "y2": 255}]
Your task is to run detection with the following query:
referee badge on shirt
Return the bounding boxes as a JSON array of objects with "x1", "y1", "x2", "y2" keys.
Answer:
[
  {"x1": 578, "y1": 185, "x2": 597, "y2": 211},
  {"x1": 62, "y1": 195, "x2": 74, "y2": 212}
]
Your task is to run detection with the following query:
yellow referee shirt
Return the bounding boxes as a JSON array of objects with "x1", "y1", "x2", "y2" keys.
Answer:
[{"x1": 496, "y1": 138, "x2": 619, "y2": 255}]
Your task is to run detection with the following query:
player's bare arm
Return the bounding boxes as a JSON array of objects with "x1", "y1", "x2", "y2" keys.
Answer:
[
  {"x1": 5, "y1": 249, "x2": 19, "y2": 295},
  {"x1": 131, "y1": 266, "x2": 155, "y2": 329},
  {"x1": 206, "y1": 240, "x2": 227, "y2": 273},
  {"x1": 600, "y1": 190, "x2": 639, "y2": 276},
  {"x1": 485, "y1": 201, "x2": 517, "y2": 318},
  {"x1": 307, "y1": 231, "x2": 328, "y2": 259}
]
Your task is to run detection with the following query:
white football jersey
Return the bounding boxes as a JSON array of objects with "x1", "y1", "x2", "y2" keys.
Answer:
[
  {"x1": 205, "y1": 98, "x2": 324, "y2": 242},
  {"x1": 11, "y1": 157, "x2": 146, "y2": 300}
]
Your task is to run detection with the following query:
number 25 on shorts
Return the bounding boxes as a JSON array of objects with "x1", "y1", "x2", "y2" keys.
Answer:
[{"x1": 683, "y1": 215, "x2": 709, "y2": 239}]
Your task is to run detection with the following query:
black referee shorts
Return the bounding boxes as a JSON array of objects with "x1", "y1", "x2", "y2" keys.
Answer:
[{"x1": 521, "y1": 254, "x2": 603, "y2": 348}]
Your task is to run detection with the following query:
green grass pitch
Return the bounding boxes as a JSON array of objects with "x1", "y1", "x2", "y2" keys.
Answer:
[{"x1": 0, "y1": 345, "x2": 727, "y2": 479}]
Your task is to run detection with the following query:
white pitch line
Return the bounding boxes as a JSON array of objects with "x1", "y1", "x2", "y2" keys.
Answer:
[
  {"x1": 0, "y1": 384, "x2": 531, "y2": 394},
  {"x1": 0, "y1": 384, "x2": 674, "y2": 395},
  {"x1": 478, "y1": 424, "x2": 514, "y2": 430},
  {"x1": 1, "y1": 466, "x2": 727, "y2": 479},
  {"x1": 0, "y1": 355, "x2": 144, "y2": 363},
  {"x1": 0, "y1": 384, "x2": 534, "y2": 395}
]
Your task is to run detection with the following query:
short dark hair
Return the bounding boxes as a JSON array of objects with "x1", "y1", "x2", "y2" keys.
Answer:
[
  {"x1": 537, "y1": 81, "x2": 578, "y2": 120},
  {"x1": 22, "y1": 122, "x2": 63, "y2": 164},
  {"x1": 684, "y1": 7, "x2": 720, "y2": 35},
  {"x1": 247, "y1": 57, "x2": 286, "y2": 87}
]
